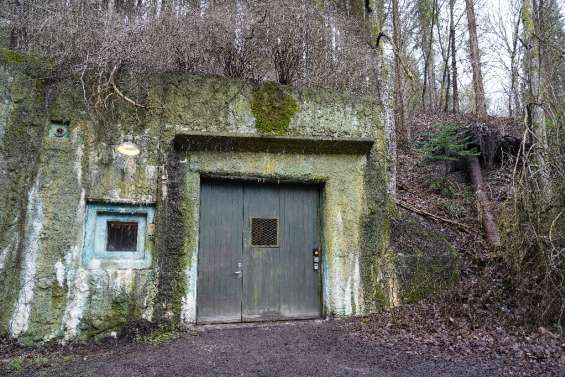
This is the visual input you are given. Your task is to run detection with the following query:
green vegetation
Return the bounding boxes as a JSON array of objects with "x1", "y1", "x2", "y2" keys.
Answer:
[
  {"x1": 5, "y1": 355, "x2": 50, "y2": 373},
  {"x1": 0, "y1": 48, "x2": 29, "y2": 65},
  {"x1": 0, "y1": 48, "x2": 51, "y2": 76},
  {"x1": 428, "y1": 176, "x2": 457, "y2": 198},
  {"x1": 419, "y1": 124, "x2": 479, "y2": 162},
  {"x1": 140, "y1": 324, "x2": 182, "y2": 346},
  {"x1": 392, "y1": 213, "x2": 461, "y2": 304},
  {"x1": 8, "y1": 356, "x2": 25, "y2": 371}
]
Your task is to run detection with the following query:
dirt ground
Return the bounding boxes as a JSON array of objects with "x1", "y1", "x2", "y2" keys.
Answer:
[{"x1": 5, "y1": 317, "x2": 563, "y2": 377}]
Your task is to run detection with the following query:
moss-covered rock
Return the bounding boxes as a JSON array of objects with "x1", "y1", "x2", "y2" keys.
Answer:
[{"x1": 391, "y1": 211, "x2": 461, "y2": 303}]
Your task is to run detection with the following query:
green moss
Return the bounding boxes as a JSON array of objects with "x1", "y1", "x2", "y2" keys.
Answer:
[
  {"x1": 397, "y1": 249, "x2": 461, "y2": 304},
  {"x1": 4, "y1": 354, "x2": 51, "y2": 374},
  {"x1": 111, "y1": 296, "x2": 129, "y2": 320},
  {"x1": 170, "y1": 173, "x2": 198, "y2": 322},
  {"x1": 7, "y1": 356, "x2": 25, "y2": 372},
  {"x1": 392, "y1": 212, "x2": 461, "y2": 304},
  {"x1": 0, "y1": 48, "x2": 51, "y2": 77},
  {"x1": 0, "y1": 48, "x2": 29, "y2": 65},
  {"x1": 368, "y1": 280, "x2": 387, "y2": 308},
  {"x1": 251, "y1": 82, "x2": 298, "y2": 135},
  {"x1": 51, "y1": 284, "x2": 66, "y2": 307},
  {"x1": 141, "y1": 325, "x2": 181, "y2": 346},
  {"x1": 402, "y1": 261, "x2": 440, "y2": 304}
]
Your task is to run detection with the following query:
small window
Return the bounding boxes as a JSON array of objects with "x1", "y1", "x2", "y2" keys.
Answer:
[
  {"x1": 106, "y1": 221, "x2": 138, "y2": 251},
  {"x1": 251, "y1": 218, "x2": 278, "y2": 247}
]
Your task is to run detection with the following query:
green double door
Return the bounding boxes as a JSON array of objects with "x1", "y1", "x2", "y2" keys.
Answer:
[{"x1": 197, "y1": 180, "x2": 322, "y2": 323}]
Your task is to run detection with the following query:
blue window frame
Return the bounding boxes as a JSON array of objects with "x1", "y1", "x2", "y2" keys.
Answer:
[{"x1": 82, "y1": 203, "x2": 155, "y2": 269}]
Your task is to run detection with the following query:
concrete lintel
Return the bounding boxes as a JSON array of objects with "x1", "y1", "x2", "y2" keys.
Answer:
[{"x1": 172, "y1": 132, "x2": 374, "y2": 155}]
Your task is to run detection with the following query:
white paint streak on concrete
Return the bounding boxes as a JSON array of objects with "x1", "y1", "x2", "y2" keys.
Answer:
[
  {"x1": 60, "y1": 141, "x2": 88, "y2": 340},
  {"x1": 9, "y1": 178, "x2": 43, "y2": 337},
  {"x1": 343, "y1": 269, "x2": 352, "y2": 315},
  {"x1": 111, "y1": 269, "x2": 135, "y2": 293},
  {"x1": 62, "y1": 265, "x2": 90, "y2": 341},
  {"x1": 181, "y1": 257, "x2": 198, "y2": 325},
  {"x1": 330, "y1": 208, "x2": 348, "y2": 315},
  {"x1": 54, "y1": 260, "x2": 65, "y2": 287},
  {"x1": 352, "y1": 255, "x2": 364, "y2": 314},
  {"x1": 0, "y1": 239, "x2": 13, "y2": 271},
  {"x1": 142, "y1": 291, "x2": 154, "y2": 321},
  {"x1": 74, "y1": 142, "x2": 83, "y2": 185}
]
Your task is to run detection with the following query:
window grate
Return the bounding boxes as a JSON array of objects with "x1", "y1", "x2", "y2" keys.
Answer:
[
  {"x1": 251, "y1": 218, "x2": 278, "y2": 247},
  {"x1": 106, "y1": 221, "x2": 138, "y2": 251}
]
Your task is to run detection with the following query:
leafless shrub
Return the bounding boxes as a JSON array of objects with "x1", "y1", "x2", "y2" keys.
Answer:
[
  {"x1": 500, "y1": 117, "x2": 565, "y2": 331},
  {"x1": 206, "y1": 3, "x2": 263, "y2": 80},
  {"x1": 2, "y1": 0, "x2": 377, "y2": 102}
]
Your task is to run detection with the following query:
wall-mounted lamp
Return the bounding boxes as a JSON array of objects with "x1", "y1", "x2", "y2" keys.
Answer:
[{"x1": 116, "y1": 135, "x2": 140, "y2": 157}]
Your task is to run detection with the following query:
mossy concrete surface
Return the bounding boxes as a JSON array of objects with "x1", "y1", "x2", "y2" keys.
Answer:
[
  {"x1": 0, "y1": 53, "x2": 455, "y2": 343},
  {"x1": 251, "y1": 82, "x2": 298, "y2": 135}
]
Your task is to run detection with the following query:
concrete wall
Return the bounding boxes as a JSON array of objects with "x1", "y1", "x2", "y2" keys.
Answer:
[{"x1": 0, "y1": 51, "x2": 396, "y2": 343}]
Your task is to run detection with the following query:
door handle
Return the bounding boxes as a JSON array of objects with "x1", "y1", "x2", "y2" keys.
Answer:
[
  {"x1": 233, "y1": 270, "x2": 241, "y2": 275},
  {"x1": 234, "y1": 262, "x2": 242, "y2": 275}
]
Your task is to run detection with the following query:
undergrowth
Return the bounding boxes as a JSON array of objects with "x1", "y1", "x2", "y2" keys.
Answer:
[{"x1": 499, "y1": 116, "x2": 565, "y2": 330}]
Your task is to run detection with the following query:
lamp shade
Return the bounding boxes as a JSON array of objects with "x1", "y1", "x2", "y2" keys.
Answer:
[{"x1": 116, "y1": 141, "x2": 140, "y2": 156}]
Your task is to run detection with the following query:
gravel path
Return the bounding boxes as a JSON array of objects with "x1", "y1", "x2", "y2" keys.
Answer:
[{"x1": 13, "y1": 319, "x2": 558, "y2": 377}]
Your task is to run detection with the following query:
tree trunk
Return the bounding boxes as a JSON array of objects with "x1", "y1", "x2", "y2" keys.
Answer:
[
  {"x1": 464, "y1": 0, "x2": 487, "y2": 118},
  {"x1": 444, "y1": 62, "x2": 451, "y2": 112},
  {"x1": 522, "y1": 0, "x2": 549, "y2": 186},
  {"x1": 435, "y1": 6, "x2": 451, "y2": 112},
  {"x1": 371, "y1": 0, "x2": 397, "y2": 197},
  {"x1": 420, "y1": 0, "x2": 438, "y2": 111},
  {"x1": 509, "y1": 8, "x2": 521, "y2": 118},
  {"x1": 449, "y1": 0, "x2": 460, "y2": 113},
  {"x1": 107, "y1": 0, "x2": 116, "y2": 13},
  {"x1": 466, "y1": 156, "x2": 501, "y2": 247},
  {"x1": 392, "y1": 0, "x2": 407, "y2": 144}
]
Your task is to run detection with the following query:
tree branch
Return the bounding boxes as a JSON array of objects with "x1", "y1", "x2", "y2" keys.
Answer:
[
  {"x1": 372, "y1": 32, "x2": 415, "y2": 81},
  {"x1": 109, "y1": 65, "x2": 149, "y2": 109},
  {"x1": 396, "y1": 199, "x2": 474, "y2": 234}
]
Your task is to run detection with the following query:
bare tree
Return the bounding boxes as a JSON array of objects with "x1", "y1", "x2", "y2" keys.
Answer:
[
  {"x1": 435, "y1": 0, "x2": 451, "y2": 112},
  {"x1": 464, "y1": 0, "x2": 488, "y2": 118},
  {"x1": 486, "y1": 0, "x2": 523, "y2": 118},
  {"x1": 419, "y1": 0, "x2": 439, "y2": 110},
  {"x1": 449, "y1": 0, "x2": 460, "y2": 113},
  {"x1": 392, "y1": 0, "x2": 407, "y2": 144},
  {"x1": 508, "y1": 3, "x2": 523, "y2": 118},
  {"x1": 521, "y1": 0, "x2": 550, "y2": 186}
]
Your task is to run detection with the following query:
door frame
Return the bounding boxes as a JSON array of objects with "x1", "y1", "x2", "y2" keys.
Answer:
[{"x1": 195, "y1": 175, "x2": 326, "y2": 324}]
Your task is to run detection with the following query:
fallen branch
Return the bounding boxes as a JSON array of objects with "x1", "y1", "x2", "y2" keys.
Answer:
[
  {"x1": 396, "y1": 199, "x2": 474, "y2": 234},
  {"x1": 109, "y1": 65, "x2": 149, "y2": 109}
]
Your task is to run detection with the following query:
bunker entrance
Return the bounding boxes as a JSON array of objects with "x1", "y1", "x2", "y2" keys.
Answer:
[{"x1": 197, "y1": 179, "x2": 322, "y2": 323}]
